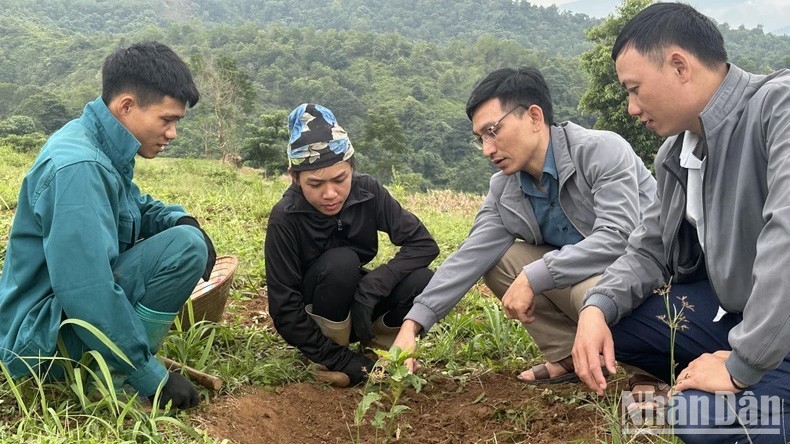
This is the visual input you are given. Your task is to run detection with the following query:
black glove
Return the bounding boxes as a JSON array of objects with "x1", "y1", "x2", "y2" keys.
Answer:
[
  {"x1": 149, "y1": 371, "x2": 200, "y2": 409},
  {"x1": 350, "y1": 300, "x2": 374, "y2": 343},
  {"x1": 338, "y1": 353, "x2": 376, "y2": 386},
  {"x1": 176, "y1": 216, "x2": 216, "y2": 281}
]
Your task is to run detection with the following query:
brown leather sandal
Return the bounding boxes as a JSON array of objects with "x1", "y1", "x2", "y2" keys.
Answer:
[
  {"x1": 628, "y1": 374, "x2": 670, "y2": 401},
  {"x1": 516, "y1": 356, "x2": 580, "y2": 384},
  {"x1": 625, "y1": 374, "x2": 670, "y2": 425}
]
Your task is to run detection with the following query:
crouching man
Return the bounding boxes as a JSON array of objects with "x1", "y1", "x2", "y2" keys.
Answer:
[{"x1": 0, "y1": 41, "x2": 216, "y2": 410}]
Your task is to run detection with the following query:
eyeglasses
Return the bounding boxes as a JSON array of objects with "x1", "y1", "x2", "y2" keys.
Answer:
[{"x1": 471, "y1": 104, "x2": 524, "y2": 150}]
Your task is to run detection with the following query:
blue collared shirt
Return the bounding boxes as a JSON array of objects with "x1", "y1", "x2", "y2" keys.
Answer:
[{"x1": 519, "y1": 140, "x2": 584, "y2": 247}]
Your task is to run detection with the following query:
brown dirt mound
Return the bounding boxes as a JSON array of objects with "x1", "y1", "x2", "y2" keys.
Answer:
[{"x1": 196, "y1": 371, "x2": 608, "y2": 443}]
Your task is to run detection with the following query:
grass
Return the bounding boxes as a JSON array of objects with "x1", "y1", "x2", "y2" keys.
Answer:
[{"x1": 0, "y1": 145, "x2": 655, "y2": 442}]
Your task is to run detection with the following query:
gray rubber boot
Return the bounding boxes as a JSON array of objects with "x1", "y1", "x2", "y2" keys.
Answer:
[
  {"x1": 305, "y1": 304, "x2": 352, "y2": 346},
  {"x1": 363, "y1": 315, "x2": 400, "y2": 353},
  {"x1": 305, "y1": 304, "x2": 352, "y2": 387}
]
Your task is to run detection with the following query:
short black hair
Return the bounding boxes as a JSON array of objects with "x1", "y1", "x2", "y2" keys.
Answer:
[
  {"x1": 102, "y1": 41, "x2": 200, "y2": 108},
  {"x1": 465, "y1": 67, "x2": 554, "y2": 125},
  {"x1": 612, "y1": 2, "x2": 727, "y2": 68}
]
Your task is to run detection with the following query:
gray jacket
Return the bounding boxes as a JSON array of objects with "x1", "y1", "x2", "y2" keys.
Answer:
[
  {"x1": 585, "y1": 65, "x2": 790, "y2": 386},
  {"x1": 408, "y1": 121, "x2": 656, "y2": 332}
]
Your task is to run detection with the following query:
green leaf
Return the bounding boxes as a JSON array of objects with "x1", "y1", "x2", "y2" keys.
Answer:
[
  {"x1": 354, "y1": 391, "x2": 381, "y2": 425},
  {"x1": 60, "y1": 319, "x2": 134, "y2": 368}
]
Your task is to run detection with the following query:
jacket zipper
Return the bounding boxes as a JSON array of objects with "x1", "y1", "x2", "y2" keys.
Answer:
[
  {"x1": 663, "y1": 149, "x2": 687, "y2": 280},
  {"x1": 557, "y1": 125, "x2": 587, "y2": 237},
  {"x1": 330, "y1": 217, "x2": 343, "y2": 248},
  {"x1": 557, "y1": 180, "x2": 585, "y2": 237},
  {"x1": 696, "y1": 120, "x2": 720, "y2": 299}
]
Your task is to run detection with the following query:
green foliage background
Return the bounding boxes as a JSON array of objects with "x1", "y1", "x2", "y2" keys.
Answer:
[{"x1": 0, "y1": 0, "x2": 789, "y2": 192}]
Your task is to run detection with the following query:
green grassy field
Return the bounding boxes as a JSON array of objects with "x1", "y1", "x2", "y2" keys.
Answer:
[
  {"x1": 0, "y1": 147, "x2": 512, "y2": 441},
  {"x1": 0, "y1": 146, "x2": 680, "y2": 443}
]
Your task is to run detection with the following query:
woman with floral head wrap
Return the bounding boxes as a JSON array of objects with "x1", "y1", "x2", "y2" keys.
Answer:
[{"x1": 264, "y1": 104, "x2": 439, "y2": 386}]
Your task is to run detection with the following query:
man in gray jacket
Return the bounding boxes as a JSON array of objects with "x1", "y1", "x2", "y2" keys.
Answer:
[
  {"x1": 393, "y1": 66, "x2": 656, "y2": 383},
  {"x1": 573, "y1": 3, "x2": 789, "y2": 441}
]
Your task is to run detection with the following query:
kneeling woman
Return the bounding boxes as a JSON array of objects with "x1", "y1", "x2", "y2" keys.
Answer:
[{"x1": 265, "y1": 104, "x2": 439, "y2": 385}]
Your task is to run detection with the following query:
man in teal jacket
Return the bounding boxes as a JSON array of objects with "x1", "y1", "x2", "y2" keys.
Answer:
[{"x1": 0, "y1": 41, "x2": 215, "y2": 410}]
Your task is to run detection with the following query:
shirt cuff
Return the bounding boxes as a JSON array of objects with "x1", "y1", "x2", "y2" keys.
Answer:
[
  {"x1": 168, "y1": 211, "x2": 191, "y2": 227},
  {"x1": 404, "y1": 303, "x2": 437, "y2": 334},
  {"x1": 583, "y1": 293, "x2": 619, "y2": 325},
  {"x1": 523, "y1": 259, "x2": 556, "y2": 295},
  {"x1": 124, "y1": 356, "x2": 169, "y2": 397},
  {"x1": 725, "y1": 350, "x2": 767, "y2": 387}
]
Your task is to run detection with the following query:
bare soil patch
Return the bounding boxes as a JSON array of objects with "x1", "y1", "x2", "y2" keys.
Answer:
[
  {"x1": 196, "y1": 371, "x2": 614, "y2": 443},
  {"x1": 202, "y1": 288, "x2": 627, "y2": 443},
  {"x1": 222, "y1": 288, "x2": 273, "y2": 329}
]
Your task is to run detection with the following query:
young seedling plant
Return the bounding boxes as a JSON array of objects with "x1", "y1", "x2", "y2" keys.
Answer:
[{"x1": 354, "y1": 346, "x2": 426, "y2": 442}]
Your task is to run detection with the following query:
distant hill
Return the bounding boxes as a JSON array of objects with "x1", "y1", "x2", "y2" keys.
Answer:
[
  {"x1": 3, "y1": 0, "x2": 599, "y2": 56},
  {"x1": 0, "y1": 0, "x2": 788, "y2": 193}
]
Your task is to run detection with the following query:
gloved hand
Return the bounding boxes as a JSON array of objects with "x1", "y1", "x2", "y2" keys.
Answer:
[
  {"x1": 176, "y1": 216, "x2": 216, "y2": 281},
  {"x1": 149, "y1": 371, "x2": 200, "y2": 409},
  {"x1": 338, "y1": 352, "x2": 376, "y2": 386},
  {"x1": 350, "y1": 300, "x2": 374, "y2": 343}
]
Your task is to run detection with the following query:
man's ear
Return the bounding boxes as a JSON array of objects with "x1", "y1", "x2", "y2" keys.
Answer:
[
  {"x1": 288, "y1": 169, "x2": 300, "y2": 185},
  {"x1": 667, "y1": 49, "x2": 692, "y2": 83},
  {"x1": 526, "y1": 104, "x2": 545, "y2": 130},
  {"x1": 110, "y1": 94, "x2": 137, "y2": 119}
]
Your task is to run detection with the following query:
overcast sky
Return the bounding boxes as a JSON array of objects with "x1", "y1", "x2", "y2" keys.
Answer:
[{"x1": 529, "y1": 0, "x2": 790, "y2": 33}]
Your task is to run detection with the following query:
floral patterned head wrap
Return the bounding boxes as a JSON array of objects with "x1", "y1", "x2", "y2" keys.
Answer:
[{"x1": 286, "y1": 103, "x2": 354, "y2": 171}]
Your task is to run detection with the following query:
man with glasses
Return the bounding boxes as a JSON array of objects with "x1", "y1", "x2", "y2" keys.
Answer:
[{"x1": 392, "y1": 67, "x2": 656, "y2": 384}]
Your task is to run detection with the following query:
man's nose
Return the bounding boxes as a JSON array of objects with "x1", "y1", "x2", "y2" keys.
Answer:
[
  {"x1": 165, "y1": 124, "x2": 177, "y2": 140},
  {"x1": 627, "y1": 97, "x2": 641, "y2": 116},
  {"x1": 482, "y1": 139, "x2": 497, "y2": 157}
]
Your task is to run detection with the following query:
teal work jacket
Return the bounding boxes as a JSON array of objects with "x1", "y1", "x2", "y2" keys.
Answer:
[{"x1": 0, "y1": 97, "x2": 188, "y2": 396}]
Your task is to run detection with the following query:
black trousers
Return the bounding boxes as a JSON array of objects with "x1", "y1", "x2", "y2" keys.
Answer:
[{"x1": 302, "y1": 247, "x2": 433, "y2": 331}]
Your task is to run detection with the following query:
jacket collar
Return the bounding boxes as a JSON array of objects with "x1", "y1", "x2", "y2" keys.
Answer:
[
  {"x1": 661, "y1": 65, "x2": 749, "y2": 184},
  {"x1": 81, "y1": 97, "x2": 140, "y2": 176},
  {"x1": 550, "y1": 122, "x2": 577, "y2": 187},
  {"x1": 285, "y1": 173, "x2": 374, "y2": 215},
  {"x1": 699, "y1": 64, "x2": 750, "y2": 141}
]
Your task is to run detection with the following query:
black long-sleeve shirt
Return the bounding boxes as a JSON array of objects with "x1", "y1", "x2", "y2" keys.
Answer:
[{"x1": 264, "y1": 173, "x2": 439, "y2": 370}]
